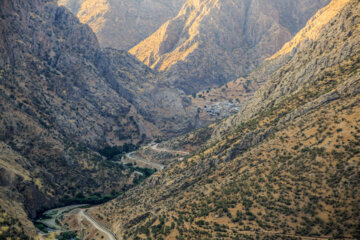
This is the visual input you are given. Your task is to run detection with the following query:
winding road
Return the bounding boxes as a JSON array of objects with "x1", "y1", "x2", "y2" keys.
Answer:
[
  {"x1": 124, "y1": 143, "x2": 189, "y2": 171},
  {"x1": 125, "y1": 151, "x2": 165, "y2": 170},
  {"x1": 38, "y1": 144, "x2": 189, "y2": 239},
  {"x1": 38, "y1": 204, "x2": 87, "y2": 230},
  {"x1": 38, "y1": 207, "x2": 119, "y2": 240},
  {"x1": 150, "y1": 143, "x2": 189, "y2": 155},
  {"x1": 79, "y1": 209, "x2": 119, "y2": 240}
]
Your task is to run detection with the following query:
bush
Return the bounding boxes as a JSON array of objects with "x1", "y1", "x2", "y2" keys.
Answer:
[
  {"x1": 57, "y1": 231, "x2": 79, "y2": 240},
  {"x1": 59, "y1": 192, "x2": 122, "y2": 205},
  {"x1": 99, "y1": 143, "x2": 137, "y2": 160},
  {"x1": 195, "y1": 220, "x2": 205, "y2": 226}
]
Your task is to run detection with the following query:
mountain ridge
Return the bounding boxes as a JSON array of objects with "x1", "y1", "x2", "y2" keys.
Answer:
[
  {"x1": 1, "y1": 0, "x2": 359, "y2": 239},
  {"x1": 130, "y1": 0, "x2": 331, "y2": 94},
  {"x1": 269, "y1": 0, "x2": 352, "y2": 60},
  {"x1": 0, "y1": 0, "x2": 196, "y2": 237},
  {"x1": 58, "y1": 0, "x2": 186, "y2": 50},
  {"x1": 79, "y1": 1, "x2": 360, "y2": 239}
]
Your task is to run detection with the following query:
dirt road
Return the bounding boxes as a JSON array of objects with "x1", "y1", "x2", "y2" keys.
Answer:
[
  {"x1": 79, "y1": 209, "x2": 119, "y2": 240},
  {"x1": 125, "y1": 152, "x2": 165, "y2": 170}
]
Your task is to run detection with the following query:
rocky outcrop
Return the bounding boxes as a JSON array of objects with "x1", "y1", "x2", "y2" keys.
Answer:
[
  {"x1": 130, "y1": 0, "x2": 330, "y2": 94},
  {"x1": 269, "y1": 0, "x2": 352, "y2": 59},
  {"x1": 222, "y1": 0, "x2": 358, "y2": 130},
  {"x1": 58, "y1": 0, "x2": 186, "y2": 50},
  {"x1": 192, "y1": 0, "x2": 354, "y2": 138},
  {"x1": 0, "y1": 0, "x2": 197, "y2": 236}
]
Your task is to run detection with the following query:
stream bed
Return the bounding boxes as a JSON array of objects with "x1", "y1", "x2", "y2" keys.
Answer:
[{"x1": 35, "y1": 204, "x2": 88, "y2": 233}]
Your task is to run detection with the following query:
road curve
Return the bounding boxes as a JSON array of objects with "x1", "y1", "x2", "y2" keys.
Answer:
[
  {"x1": 124, "y1": 144, "x2": 189, "y2": 171},
  {"x1": 150, "y1": 143, "x2": 189, "y2": 155},
  {"x1": 126, "y1": 152, "x2": 165, "y2": 170},
  {"x1": 80, "y1": 209, "x2": 119, "y2": 240}
]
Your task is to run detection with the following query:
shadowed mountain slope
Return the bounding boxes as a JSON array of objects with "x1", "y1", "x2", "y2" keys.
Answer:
[
  {"x1": 58, "y1": 0, "x2": 186, "y2": 50},
  {"x1": 0, "y1": 0, "x2": 196, "y2": 237}
]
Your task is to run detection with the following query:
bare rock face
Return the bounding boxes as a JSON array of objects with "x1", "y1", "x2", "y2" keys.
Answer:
[
  {"x1": 130, "y1": 0, "x2": 330, "y2": 94},
  {"x1": 58, "y1": 0, "x2": 186, "y2": 50},
  {"x1": 0, "y1": 0, "x2": 197, "y2": 236},
  {"x1": 221, "y1": 0, "x2": 356, "y2": 132},
  {"x1": 189, "y1": 0, "x2": 350, "y2": 125}
]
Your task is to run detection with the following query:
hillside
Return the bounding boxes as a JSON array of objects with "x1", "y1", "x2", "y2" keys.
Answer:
[
  {"x1": 130, "y1": 0, "x2": 330, "y2": 94},
  {"x1": 0, "y1": 0, "x2": 197, "y2": 237},
  {"x1": 58, "y1": 0, "x2": 186, "y2": 50},
  {"x1": 189, "y1": 57, "x2": 289, "y2": 124},
  {"x1": 190, "y1": 0, "x2": 353, "y2": 125},
  {"x1": 82, "y1": 1, "x2": 360, "y2": 239},
  {"x1": 269, "y1": 0, "x2": 354, "y2": 60}
]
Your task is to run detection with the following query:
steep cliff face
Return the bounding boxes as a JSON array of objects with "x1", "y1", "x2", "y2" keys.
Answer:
[
  {"x1": 85, "y1": 1, "x2": 360, "y2": 239},
  {"x1": 193, "y1": 0, "x2": 349, "y2": 132},
  {"x1": 0, "y1": 0, "x2": 196, "y2": 236},
  {"x1": 1, "y1": 0, "x2": 145, "y2": 146},
  {"x1": 58, "y1": 0, "x2": 186, "y2": 50},
  {"x1": 216, "y1": 0, "x2": 355, "y2": 135},
  {"x1": 130, "y1": 0, "x2": 330, "y2": 94},
  {"x1": 269, "y1": 0, "x2": 353, "y2": 60},
  {"x1": 0, "y1": 0, "x2": 135, "y2": 233}
]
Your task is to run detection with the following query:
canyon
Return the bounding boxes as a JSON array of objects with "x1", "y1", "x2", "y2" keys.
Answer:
[{"x1": 0, "y1": 0, "x2": 359, "y2": 239}]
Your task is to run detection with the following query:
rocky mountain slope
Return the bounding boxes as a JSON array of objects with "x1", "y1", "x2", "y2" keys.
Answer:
[
  {"x1": 84, "y1": 1, "x2": 360, "y2": 239},
  {"x1": 130, "y1": 0, "x2": 330, "y2": 94},
  {"x1": 190, "y1": 0, "x2": 353, "y2": 126},
  {"x1": 269, "y1": 0, "x2": 354, "y2": 60},
  {"x1": 0, "y1": 0, "x2": 197, "y2": 237},
  {"x1": 58, "y1": 0, "x2": 186, "y2": 50},
  {"x1": 189, "y1": 58, "x2": 288, "y2": 124}
]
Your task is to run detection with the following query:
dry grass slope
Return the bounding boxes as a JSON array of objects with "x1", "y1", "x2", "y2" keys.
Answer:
[{"x1": 83, "y1": 1, "x2": 360, "y2": 239}]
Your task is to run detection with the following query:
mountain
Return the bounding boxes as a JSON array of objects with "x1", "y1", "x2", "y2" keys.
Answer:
[
  {"x1": 58, "y1": 0, "x2": 186, "y2": 50},
  {"x1": 268, "y1": 0, "x2": 355, "y2": 60},
  {"x1": 130, "y1": 0, "x2": 331, "y2": 94},
  {"x1": 189, "y1": 58, "x2": 287, "y2": 124},
  {"x1": 0, "y1": 0, "x2": 197, "y2": 237},
  {"x1": 80, "y1": 0, "x2": 360, "y2": 239},
  {"x1": 190, "y1": 0, "x2": 353, "y2": 125}
]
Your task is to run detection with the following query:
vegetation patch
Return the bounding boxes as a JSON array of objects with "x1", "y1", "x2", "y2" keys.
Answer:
[
  {"x1": 56, "y1": 231, "x2": 80, "y2": 240},
  {"x1": 99, "y1": 143, "x2": 138, "y2": 160},
  {"x1": 59, "y1": 192, "x2": 123, "y2": 206}
]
